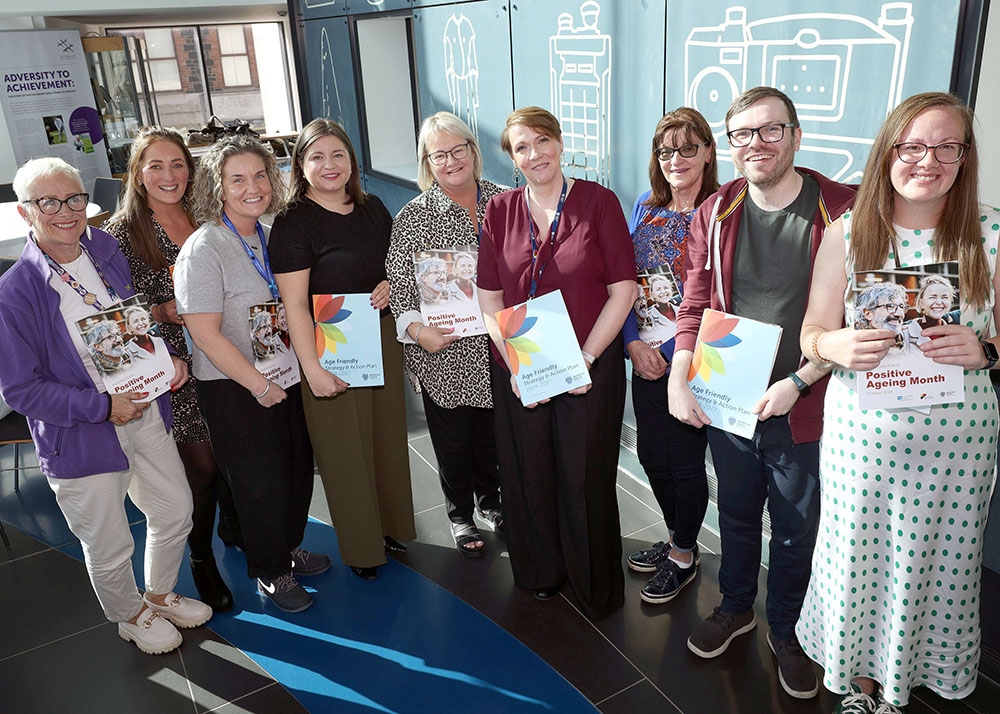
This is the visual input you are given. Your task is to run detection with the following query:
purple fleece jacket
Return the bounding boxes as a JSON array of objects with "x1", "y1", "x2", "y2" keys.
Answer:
[{"x1": 0, "y1": 227, "x2": 173, "y2": 479}]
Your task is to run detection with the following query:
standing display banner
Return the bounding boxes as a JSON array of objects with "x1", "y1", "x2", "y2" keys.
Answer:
[{"x1": 0, "y1": 29, "x2": 112, "y2": 193}]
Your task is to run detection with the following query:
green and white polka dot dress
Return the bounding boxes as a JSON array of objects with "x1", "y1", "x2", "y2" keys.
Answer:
[{"x1": 796, "y1": 207, "x2": 1000, "y2": 707}]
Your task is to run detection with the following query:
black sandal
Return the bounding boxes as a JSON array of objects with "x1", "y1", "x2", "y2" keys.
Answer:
[
  {"x1": 451, "y1": 522, "x2": 485, "y2": 558},
  {"x1": 476, "y1": 507, "x2": 504, "y2": 536}
]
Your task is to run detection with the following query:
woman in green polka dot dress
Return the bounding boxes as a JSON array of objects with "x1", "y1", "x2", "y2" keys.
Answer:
[{"x1": 797, "y1": 91, "x2": 1000, "y2": 714}]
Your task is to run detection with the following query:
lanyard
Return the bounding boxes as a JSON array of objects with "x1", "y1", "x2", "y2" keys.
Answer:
[
  {"x1": 221, "y1": 212, "x2": 280, "y2": 301},
  {"x1": 526, "y1": 178, "x2": 567, "y2": 299},
  {"x1": 34, "y1": 228, "x2": 121, "y2": 311},
  {"x1": 475, "y1": 183, "x2": 482, "y2": 243}
]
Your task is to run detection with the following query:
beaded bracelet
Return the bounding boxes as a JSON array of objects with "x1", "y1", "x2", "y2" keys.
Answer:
[
  {"x1": 414, "y1": 324, "x2": 425, "y2": 346},
  {"x1": 811, "y1": 331, "x2": 833, "y2": 367}
]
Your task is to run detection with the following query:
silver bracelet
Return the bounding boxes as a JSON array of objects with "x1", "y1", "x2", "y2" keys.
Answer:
[
  {"x1": 581, "y1": 350, "x2": 596, "y2": 365},
  {"x1": 251, "y1": 379, "x2": 271, "y2": 399},
  {"x1": 414, "y1": 324, "x2": 425, "y2": 346}
]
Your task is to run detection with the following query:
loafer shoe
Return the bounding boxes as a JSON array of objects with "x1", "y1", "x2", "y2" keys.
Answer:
[
  {"x1": 687, "y1": 606, "x2": 756, "y2": 658},
  {"x1": 383, "y1": 536, "x2": 408, "y2": 554},
  {"x1": 767, "y1": 631, "x2": 819, "y2": 699},
  {"x1": 142, "y1": 592, "x2": 213, "y2": 628},
  {"x1": 258, "y1": 573, "x2": 313, "y2": 613},
  {"x1": 350, "y1": 566, "x2": 378, "y2": 581},
  {"x1": 290, "y1": 547, "x2": 331, "y2": 576},
  {"x1": 118, "y1": 607, "x2": 182, "y2": 655},
  {"x1": 640, "y1": 558, "x2": 697, "y2": 604},
  {"x1": 533, "y1": 586, "x2": 560, "y2": 601}
]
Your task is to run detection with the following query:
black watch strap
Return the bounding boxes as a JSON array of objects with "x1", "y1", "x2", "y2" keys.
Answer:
[
  {"x1": 787, "y1": 371, "x2": 810, "y2": 395},
  {"x1": 980, "y1": 340, "x2": 998, "y2": 369}
]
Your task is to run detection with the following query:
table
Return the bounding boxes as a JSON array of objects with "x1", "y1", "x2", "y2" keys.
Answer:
[{"x1": 0, "y1": 201, "x2": 102, "y2": 256}]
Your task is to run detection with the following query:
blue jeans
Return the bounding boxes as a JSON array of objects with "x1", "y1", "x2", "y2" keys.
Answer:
[
  {"x1": 631, "y1": 372, "x2": 708, "y2": 552},
  {"x1": 707, "y1": 416, "x2": 820, "y2": 640}
]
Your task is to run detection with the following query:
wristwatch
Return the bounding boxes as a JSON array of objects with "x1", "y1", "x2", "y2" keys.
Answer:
[
  {"x1": 980, "y1": 340, "x2": 998, "y2": 369},
  {"x1": 787, "y1": 371, "x2": 810, "y2": 396}
]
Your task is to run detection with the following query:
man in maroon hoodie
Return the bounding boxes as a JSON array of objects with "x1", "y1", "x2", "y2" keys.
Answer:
[{"x1": 667, "y1": 87, "x2": 855, "y2": 700}]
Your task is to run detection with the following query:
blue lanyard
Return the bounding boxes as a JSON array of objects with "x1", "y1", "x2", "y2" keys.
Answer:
[
  {"x1": 526, "y1": 178, "x2": 567, "y2": 299},
  {"x1": 221, "y1": 212, "x2": 279, "y2": 301},
  {"x1": 475, "y1": 183, "x2": 482, "y2": 243}
]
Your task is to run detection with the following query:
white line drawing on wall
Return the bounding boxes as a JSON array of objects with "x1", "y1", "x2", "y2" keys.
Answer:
[
  {"x1": 549, "y1": 0, "x2": 612, "y2": 187},
  {"x1": 367, "y1": 0, "x2": 386, "y2": 6},
  {"x1": 304, "y1": 0, "x2": 338, "y2": 8},
  {"x1": 320, "y1": 26, "x2": 345, "y2": 125},
  {"x1": 684, "y1": 2, "x2": 914, "y2": 182},
  {"x1": 443, "y1": 13, "x2": 480, "y2": 139}
]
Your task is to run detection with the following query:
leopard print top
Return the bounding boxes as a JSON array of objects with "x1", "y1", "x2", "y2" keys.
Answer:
[{"x1": 386, "y1": 179, "x2": 509, "y2": 409}]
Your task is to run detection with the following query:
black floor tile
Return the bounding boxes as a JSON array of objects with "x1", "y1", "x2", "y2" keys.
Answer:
[
  {"x1": 596, "y1": 678, "x2": 679, "y2": 713},
  {"x1": 0, "y1": 520, "x2": 48, "y2": 563},
  {"x1": 207, "y1": 683, "x2": 308, "y2": 714},
  {"x1": 0, "y1": 548, "x2": 106, "y2": 659},
  {"x1": 912, "y1": 677, "x2": 994, "y2": 713},
  {"x1": 178, "y1": 627, "x2": 282, "y2": 713},
  {"x1": 622, "y1": 521, "x2": 672, "y2": 546},
  {"x1": 0, "y1": 621, "x2": 196, "y2": 714}
]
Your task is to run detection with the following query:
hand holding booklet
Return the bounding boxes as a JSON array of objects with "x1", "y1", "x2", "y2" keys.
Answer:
[
  {"x1": 687, "y1": 309, "x2": 782, "y2": 439},
  {"x1": 496, "y1": 290, "x2": 591, "y2": 406},
  {"x1": 313, "y1": 293, "x2": 384, "y2": 387}
]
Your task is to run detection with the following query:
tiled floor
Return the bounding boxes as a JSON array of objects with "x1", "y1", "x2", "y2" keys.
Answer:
[{"x1": 2, "y1": 389, "x2": 999, "y2": 713}]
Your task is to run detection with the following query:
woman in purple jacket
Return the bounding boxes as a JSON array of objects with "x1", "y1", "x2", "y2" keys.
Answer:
[{"x1": 0, "y1": 158, "x2": 211, "y2": 655}]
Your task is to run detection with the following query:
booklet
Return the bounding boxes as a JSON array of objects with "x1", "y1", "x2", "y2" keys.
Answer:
[
  {"x1": 496, "y1": 289, "x2": 591, "y2": 406},
  {"x1": 635, "y1": 263, "x2": 681, "y2": 357},
  {"x1": 75, "y1": 294, "x2": 174, "y2": 403},
  {"x1": 313, "y1": 293, "x2": 384, "y2": 387},
  {"x1": 413, "y1": 245, "x2": 487, "y2": 336},
  {"x1": 687, "y1": 309, "x2": 782, "y2": 439},
  {"x1": 852, "y1": 262, "x2": 964, "y2": 410},
  {"x1": 248, "y1": 301, "x2": 300, "y2": 389}
]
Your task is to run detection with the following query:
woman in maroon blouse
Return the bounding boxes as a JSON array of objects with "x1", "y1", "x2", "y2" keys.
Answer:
[{"x1": 478, "y1": 106, "x2": 637, "y2": 619}]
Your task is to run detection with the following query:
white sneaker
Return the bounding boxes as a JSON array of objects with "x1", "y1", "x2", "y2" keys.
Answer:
[
  {"x1": 118, "y1": 607, "x2": 183, "y2": 654},
  {"x1": 142, "y1": 591, "x2": 213, "y2": 628}
]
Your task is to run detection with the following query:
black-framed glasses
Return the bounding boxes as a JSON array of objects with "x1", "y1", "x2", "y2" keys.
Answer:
[
  {"x1": 22, "y1": 192, "x2": 89, "y2": 215},
  {"x1": 893, "y1": 142, "x2": 967, "y2": 164},
  {"x1": 872, "y1": 302, "x2": 907, "y2": 313},
  {"x1": 426, "y1": 142, "x2": 470, "y2": 166},
  {"x1": 654, "y1": 142, "x2": 710, "y2": 161},
  {"x1": 726, "y1": 123, "x2": 796, "y2": 147}
]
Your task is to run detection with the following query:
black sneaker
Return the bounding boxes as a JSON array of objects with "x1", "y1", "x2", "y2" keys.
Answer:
[
  {"x1": 628, "y1": 542, "x2": 700, "y2": 573},
  {"x1": 640, "y1": 558, "x2": 697, "y2": 604},
  {"x1": 290, "y1": 547, "x2": 331, "y2": 576},
  {"x1": 833, "y1": 682, "x2": 876, "y2": 714},
  {"x1": 257, "y1": 573, "x2": 313, "y2": 613},
  {"x1": 873, "y1": 692, "x2": 903, "y2": 714},
  {"x1": 767, "y1": 631, "x2": 819, "y2": 699},
  {"x1": 687, "y1": 606, "x2": 756, "y2": 658}
]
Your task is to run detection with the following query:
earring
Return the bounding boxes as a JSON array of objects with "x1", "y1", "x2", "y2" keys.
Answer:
[{"x1": 512, "y1": 165, "x2": 521, "y2": 183}]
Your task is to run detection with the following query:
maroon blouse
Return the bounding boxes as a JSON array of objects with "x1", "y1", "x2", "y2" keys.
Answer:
[{"x1": 478, "y1": 180, "x2": 637, "y2": 356}]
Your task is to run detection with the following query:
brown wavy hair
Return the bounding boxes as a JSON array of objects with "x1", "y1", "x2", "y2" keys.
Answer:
[
  {"x1": 645, "y1": 108, "x2": 719, "y2": 209},
  {"x1": 111, "y1": 126, "x2": 196, "y2": 271},
  {"x1": 849, "y1": 92, "x2": 987, "y2": 307},
  {"x1": 191, "y1": 135, "x2": 285, "y2": 225},
  {"x1": 286, "y1": 118, "x2": 365, "y2": 207}
]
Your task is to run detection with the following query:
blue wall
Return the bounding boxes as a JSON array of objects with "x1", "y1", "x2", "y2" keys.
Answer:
[{"x1": 294, "y1": 0, "x2": 961, "y2": 215}]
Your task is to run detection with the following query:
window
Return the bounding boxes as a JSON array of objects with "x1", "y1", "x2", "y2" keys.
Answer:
[
  {"x1": 355, "y1": 15, "x2": 419, "y2": 183},
  {"x1": 143, "y1": 28, "x2": 181, "y2": 91},
  {"x1": 217, "y1": 26, "x2": 252, "y2": 87}
]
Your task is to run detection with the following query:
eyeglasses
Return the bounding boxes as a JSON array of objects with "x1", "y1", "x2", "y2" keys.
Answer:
[
  {"x1": 726, "y1": 123, "x2": 796, "y2": 147},
  {"x1": 22, "y1": 192, "x2": 90, "y2": 215},
  {"x1": 654, "y1": 142, "x2": 710, "y2": 161},
  {"x1": 872, "y1": 302, "x2": 907, "y2": 313},
  {"x1": 426, "y1": 142, "x2": 470, "y2": 166},
  {"x1": 893, "y1": 142, "x2": 967, "y2": 164}
]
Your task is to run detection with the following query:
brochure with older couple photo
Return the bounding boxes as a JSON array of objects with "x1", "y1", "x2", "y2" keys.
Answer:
[
  {"x1": 634, "y1": 263, "x2": 681, "y2": 357},
  {"x1": 313, "y1": 293, "x2": 384, "y2": 387},
  {"x1": 852, "y1": 262, "x2": 964, "y2": 410},
  {"x1": 496, "y1": 290, "x2": 591, "y2": 406},
  {"x1": 249, "y1": 301, "x2": 300, "y2": 389},
  {"x1": 75, "y1": 295, "x2": 174, "y2": 402},
  {"x1": 413, "y1": 246, "x2": 487, "y2": 337},
  {"x1": 687, "y1": 309, "x2": 782, "y2": 439}
]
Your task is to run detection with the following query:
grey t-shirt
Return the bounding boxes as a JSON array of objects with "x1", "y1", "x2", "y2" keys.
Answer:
[
  {"x1": 174, "y1": 221, "x2": 274, "y2": 382},
  {"x1": 731, "y1": 173, "x2": 819, "y2": 385}
]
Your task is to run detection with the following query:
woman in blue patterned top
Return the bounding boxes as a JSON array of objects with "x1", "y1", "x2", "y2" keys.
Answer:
[{"x1": 624, "y1": 108, "x2": 719, "y2": 605}]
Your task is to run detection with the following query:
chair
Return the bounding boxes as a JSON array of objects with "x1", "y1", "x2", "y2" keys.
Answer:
[
  {"x1": 88, "y1": 210, "x2": 110, "y2": 228},
  {"x1": 0, "y1": 182, "x2": 15, "y2": 203},
  {"x1": 91, "y1": 177, "x2": 122, "y2": 215},
  {"x1": 0, "y1": 411, "x2": 33, "y2": 547}
]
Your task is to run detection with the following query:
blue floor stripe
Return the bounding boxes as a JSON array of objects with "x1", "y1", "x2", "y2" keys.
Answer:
[{"x1": 6, "y1": 476, "x2": 594, "y2": 714}]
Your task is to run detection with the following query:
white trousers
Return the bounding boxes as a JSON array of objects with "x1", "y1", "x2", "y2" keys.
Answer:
[{"x1": 47, "y1": 406, "x2": 193, "y2": 622}]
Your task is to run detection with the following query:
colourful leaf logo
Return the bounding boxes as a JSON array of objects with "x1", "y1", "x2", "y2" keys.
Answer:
[
  {"x1": 688, "y1": 311, "x2": 742, "y2": 383},
  {"x1": 496, "y1": 303, "x2": 540, "y2": 375},
  {"x1": 313, "y1": 294, "x2": 352, "y2": 357}
]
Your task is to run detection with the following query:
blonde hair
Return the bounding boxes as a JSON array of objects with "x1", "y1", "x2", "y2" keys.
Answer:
[
  {"x1": 416, "y1": 111, "x2": 482, "y2": 191},
  {"x1": 191, "y1": 135, "x2": 285, "y2": 224}
]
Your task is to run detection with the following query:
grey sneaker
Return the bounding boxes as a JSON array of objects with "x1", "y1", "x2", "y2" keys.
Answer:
[
  {"x1": 257, "y1": 573, "x2": 313, "y2": 613},
  {"x1": 628, "y1": 542, "x2": 700, "y2": 573},
  {"x1": 767, "y1": 631, "x2": 819, "y2": 699},
  {"x1": 290, "y1": 547, "x2": 331, "y2": 576},
  {"x1": 640, "y1": 558, "x2": 697, "y2": 604},
  {"x1": 687, "y1": 606, "x2": 756, "y2": 658}
]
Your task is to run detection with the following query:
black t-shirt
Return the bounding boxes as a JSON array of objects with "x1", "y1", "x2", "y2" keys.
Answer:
[
  {"x1": 268, "y1": 194, "x2": 392, "y2": 302},
  {"x1": 731, "y1": 173, "x2": 819, "y2": 385}
]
